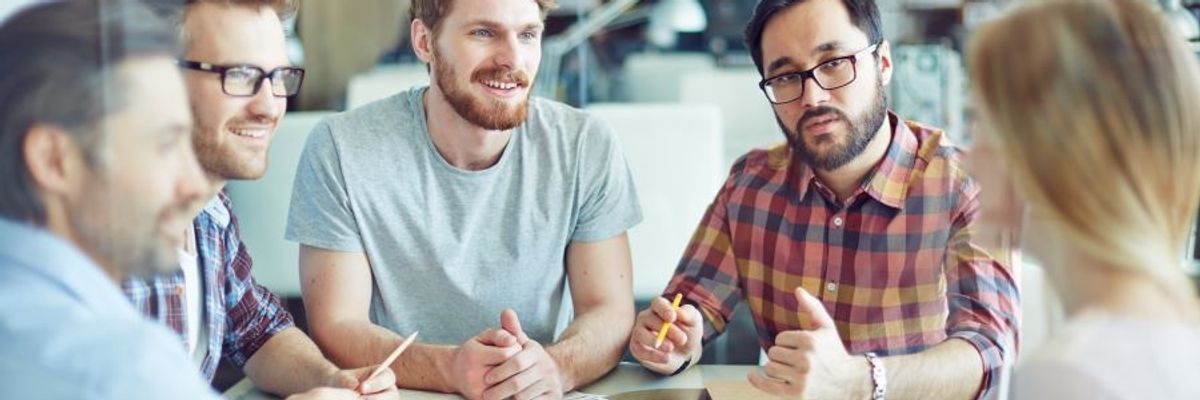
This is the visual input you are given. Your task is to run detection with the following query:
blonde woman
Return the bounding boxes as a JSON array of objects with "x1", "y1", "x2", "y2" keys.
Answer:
[{"x1": 967, "y1": 0, "x2": 1200, "y2": 398}]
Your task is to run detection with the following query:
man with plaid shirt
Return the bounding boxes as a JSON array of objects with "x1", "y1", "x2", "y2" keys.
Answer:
[
  {"x1": 628, "y1": 1, "x2": 1019, "y2": 399},
  {"x1": 121, "y1": 0, "x2": 397, "y2": 398}
]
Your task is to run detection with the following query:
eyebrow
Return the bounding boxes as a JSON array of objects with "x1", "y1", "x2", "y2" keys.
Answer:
[
  {"x1": 764, "y1": 41, "x2": 846, "y2": 75},
  {"x1": 464, "y1": 19, "x2": 544, "y2": 32}
]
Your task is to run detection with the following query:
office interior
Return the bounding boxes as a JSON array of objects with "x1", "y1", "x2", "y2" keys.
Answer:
[{"x1": 3, "y1": 0, "x2": 1199, "y2": 392}]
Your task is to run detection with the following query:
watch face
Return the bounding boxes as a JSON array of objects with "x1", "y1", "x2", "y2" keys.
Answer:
[{"x1": 607, "y1": 388, "x2": 708, "y2": 400}]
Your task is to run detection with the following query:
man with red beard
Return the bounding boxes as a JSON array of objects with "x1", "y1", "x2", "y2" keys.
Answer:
[
  {"x1": 287, "y1": 0, "x2": 642, "y2": 398},
  {"x1": 628, "y1": 1, "x2": 1018, "y2": 400},
  {"x1": 120, "y1": 1, "x2": 398, "y2": 399}
]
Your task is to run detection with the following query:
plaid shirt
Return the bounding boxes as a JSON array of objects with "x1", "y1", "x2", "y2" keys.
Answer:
[
  {"x1": 123, "y1": 192, "x2": 293, "y2": 381},
  {"x1": 665, "y1": 112, "x2": 1019, "y2": 398}
]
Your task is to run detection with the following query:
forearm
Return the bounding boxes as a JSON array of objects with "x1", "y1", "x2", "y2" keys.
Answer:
[
  {"x1": 315, "y1": 319, "x2": 457, "y2": 393},
  {"x1": 882, "y1": 338, "x2": 985, "y2": 400},
  {"x1": 243, "y1": 327, "x2": 340, "y2": 396},
  {"x1": 546, "y1": 302, "x2": 634, "y2": 391}
]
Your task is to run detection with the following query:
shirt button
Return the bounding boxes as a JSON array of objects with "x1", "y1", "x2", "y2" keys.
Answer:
[
  {"x1": 833, "y1": 217, "x2": 844, "y2": 227},
  {"x1": 826, "y1": 282, "x2": 838, "y2": 293}
]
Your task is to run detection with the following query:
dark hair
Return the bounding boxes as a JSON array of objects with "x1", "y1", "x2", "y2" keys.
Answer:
[
  {"x1": 744, "y1": 0, "x2": 883, "y2": 75},
  {"x1": 0, "y1": 0, "x2": 177, "y2": 225}
]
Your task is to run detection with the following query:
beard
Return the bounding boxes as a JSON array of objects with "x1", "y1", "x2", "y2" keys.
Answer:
[
  {"x1": 779, "y1": 77, "x2": 888, "y2": 171},
  {"x1": 71, "y1": 175, "x2": 186, "y2": 279},
  {"x1": 433, "y1": 49, "x2": 533, "y2": 131},
  {"x1": 192, "y1": 114, "x2": 276, "y2": 181}
]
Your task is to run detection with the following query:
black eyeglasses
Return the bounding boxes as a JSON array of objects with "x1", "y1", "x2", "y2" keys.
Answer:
[
  {"x1": 178, "y1": 60, "x2": 305, "y2": 97},
  {"x1": 758, "y1": 43, "x2": 879, "y2": 105}
]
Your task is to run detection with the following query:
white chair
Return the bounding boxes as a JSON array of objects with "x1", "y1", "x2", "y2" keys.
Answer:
[
  {"x1": 677, "y1": 67, "x2": 783, "y2": 166},
  {"x1": 586, "y1": 103, "x2": 725, "y2": 300},
  {"x1": 345, "y1": 63, "x2": 430, "y2": 109},
  {"x1": 226, "y1": 111, "x2": 334, "y2": 297}
]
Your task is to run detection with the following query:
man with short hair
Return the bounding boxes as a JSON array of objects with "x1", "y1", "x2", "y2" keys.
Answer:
[
  {"x1": 0, "y1": 1, "x2": 221, "y2": 398},
  {"x1": 628, "y1": 0, "x2": 1019, "y2": 399},
  {"x1": 289, "y1": 0, "x2": 643, "y2": 398},
  {"x1": 122, "y1": 0, "x2": 396, "y2": 398}
]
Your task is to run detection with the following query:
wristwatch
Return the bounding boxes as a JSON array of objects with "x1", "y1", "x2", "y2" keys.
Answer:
[{"x1": 864, "y1": 352, "x2": 887, "y2": 400}]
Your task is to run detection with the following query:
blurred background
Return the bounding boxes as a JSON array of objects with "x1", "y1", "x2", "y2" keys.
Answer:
[
  {"x1": 216, "y1": 0, "x2": 1200, "y2": 367},
  {"x1": 3, "y1": 0, "x2": 1199, "y2": 385}
]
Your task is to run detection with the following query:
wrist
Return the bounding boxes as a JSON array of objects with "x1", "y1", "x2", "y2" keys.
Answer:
[
  {"x1": 862, "y1": 352, "x2": 887, "y2": 400},
  {"x1": 545, "y1": 344, "x2": 575, "y2": 391},
  {"x1": 436, "y1": 345, "x2": 459, "y2": 393},
  {"x1": 318, "y1": 364, "x2": 344, "y2": 387}
]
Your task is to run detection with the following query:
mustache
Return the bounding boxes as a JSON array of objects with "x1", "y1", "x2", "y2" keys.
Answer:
[
  {"x1": 226, "y1": 115, "x2": 278, "y2": 127},
  {"x1": 796, "y1": 106, "x2": 848, "y2": 131},
  {"x1": 472, "y1": 67, "x2": 531, "y2": 87}
]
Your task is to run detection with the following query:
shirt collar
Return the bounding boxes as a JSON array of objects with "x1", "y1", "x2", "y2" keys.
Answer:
[
  {"x1": 862, "y1": 112, "x2": 919, "y2": 209},
  {"x1": 200, "y1": 191, "x2": 232, "y2": 229},
  {"x1": 789, "y1": 111, "x2": 918, "y2": 209},
  {"x1": 0, "y1": 217, "x2": 138, "y2": 319}
]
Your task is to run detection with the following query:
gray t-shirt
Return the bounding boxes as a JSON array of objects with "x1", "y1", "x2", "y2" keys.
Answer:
[{"x1": 285, "y1": 86, "x2": 642, "y2": 345}]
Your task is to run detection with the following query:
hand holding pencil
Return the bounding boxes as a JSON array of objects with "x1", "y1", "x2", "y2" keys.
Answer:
[{"x1": 628, "y1": 293, "x2": 704, "y2": 375}]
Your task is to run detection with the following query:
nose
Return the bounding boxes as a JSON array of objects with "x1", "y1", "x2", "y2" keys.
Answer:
[
  {"x1": 795, "y1": 75, "x2": 832, "y2": 109},
  {"x1": 493, "y1": 34, "x2": 522, "y2": 70},
  {"x1": 245, "y1": 77, "x2": 282, "y2": 119}
]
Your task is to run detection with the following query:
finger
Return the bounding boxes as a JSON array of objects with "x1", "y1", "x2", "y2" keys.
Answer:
[
  {"x1": 649, "y1": 296, "x2": 678, "y2": 323},
  {"x1": 501, "y1": 309, "x2": 530, "y2": 345},
  {"x1": 774, "y1": 330, "x2": 812, "y2": 350},
  {"x1": 477, "y1": 328, "x2": 520, "y2": 348},
  {"x1": 662, "y1": 324, "x2": 687, "y2": 348},
  {"x1": 483, "y1": 366, "x2": 542, "y2": 400},
  {"x1": 485, "y1": 345, "x2": 537, "y2": 386},
  {"x1": 747, "y1": 371, "x2": 791, "y2": 396},
  {"x1": 472, "y1": 340, "x2": 524, "y2": 365},
  {"x1": 636, "y1": 308, "x2": 667, "y2": 330},
  {"x1": 359, "y1": 386, "x2": 401, "y2": 400},
  {"x1": 675, "y1": 304, "x2": 703, "y2": 327},
  {"x1": 632, "y1": 342, "x2": 672, "y2": 365},
  {"x1": 793, "y1": 287, "x2": 835, "y2": 330},
  {"x1": 633, "y1": 324, "x2": 663, "y2": 346},
  {"x1": 631, "y1": 328, "x2": 673, "y2": 363},
  {"x1": 765, "y1": 346, "x2": 801, "y2": 368},
  {"x1": 357, "y1": 366, "x2": 396, "y2": 394},
  {"x1": 513, "y1": 377, "x2": 555, "y2": 400},
  {"x1": 763, "y1": 360, "x2": 800, "y2": 384}
]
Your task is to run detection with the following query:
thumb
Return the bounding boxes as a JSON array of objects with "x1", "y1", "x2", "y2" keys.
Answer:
[
  {"x1": 794, "y1": 287, "x2": 835, "y2": 331},
  {"x1": 500, "y1": 309, "x2": 529, "y2": 345}
]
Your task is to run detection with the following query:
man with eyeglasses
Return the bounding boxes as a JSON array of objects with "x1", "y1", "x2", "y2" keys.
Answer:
[
  {"x1": 122, "y1": 1, "x2": 398, "y2": 398},
  {"x1": 629, "y1": 0, "x2": 1019, "y2": 399}
]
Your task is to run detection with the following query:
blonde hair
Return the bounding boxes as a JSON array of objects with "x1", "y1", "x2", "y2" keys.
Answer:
[{"x1": 968, "y1": 0, "x2": 1200, "y2": 300}]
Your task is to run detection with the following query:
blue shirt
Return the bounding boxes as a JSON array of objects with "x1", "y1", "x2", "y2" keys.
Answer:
[{"x1": 0, "y1": 217, "x2": 219, "y2": 399}]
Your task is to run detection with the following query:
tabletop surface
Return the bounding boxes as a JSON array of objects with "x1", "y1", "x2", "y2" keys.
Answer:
[{"x1": 223, "y1": 363, "x2": 761, "y2": 400}]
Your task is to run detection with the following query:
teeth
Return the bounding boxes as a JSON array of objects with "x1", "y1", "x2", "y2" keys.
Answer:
[
  {"x1": 231, "y1": 128, "x2": 267, "y2": 139},
  {"x1": 483, "y1": 80, "x2": 518, "y2": 90}
]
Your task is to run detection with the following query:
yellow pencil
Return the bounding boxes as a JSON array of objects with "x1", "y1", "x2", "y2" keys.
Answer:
[{"x1": 654, "y1": 293, "x2": 683, "y2": 349}]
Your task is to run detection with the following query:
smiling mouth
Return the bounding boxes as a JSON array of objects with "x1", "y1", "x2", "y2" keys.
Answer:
[
  {"x1": 481, "y1": 79, "x2": 521, "y2": 90},
  {"x1": 230, "y1": 127, "x2": 270, "y2": 139}
]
